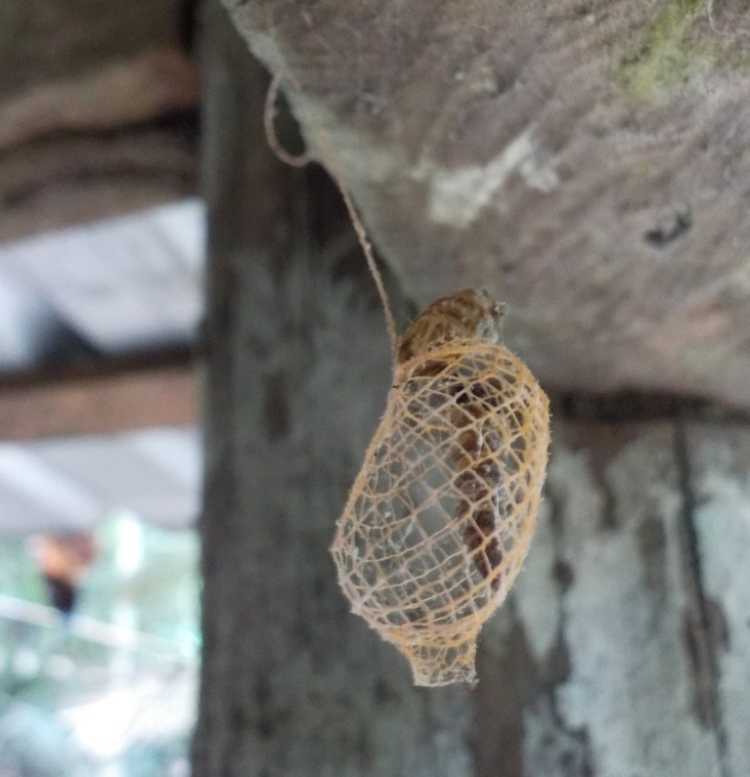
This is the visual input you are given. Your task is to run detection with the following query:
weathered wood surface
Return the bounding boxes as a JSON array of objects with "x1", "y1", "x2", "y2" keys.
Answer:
[
  {"x1": 482, "y1": 419, "x2": 750, "y2": 777},
  {"x1": 220, "y1": 0, "x2": 750, "y2": 409},
  {"x1": 686, "y1": 424, "x2": 750, "y2": 777},
  {"x1": 0, "y1": 1, "x2": 199, "y2": 241},
  {"x1": 193, "y1": 7, "x2": 750, "y2": 776}
]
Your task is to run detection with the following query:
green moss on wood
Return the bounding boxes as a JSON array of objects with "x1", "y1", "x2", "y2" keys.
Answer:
[{"x1": 618, "y1": 0, "x2": 717, "y2": 102}]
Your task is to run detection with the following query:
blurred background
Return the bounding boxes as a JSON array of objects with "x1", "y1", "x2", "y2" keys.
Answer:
[{"x1": 1, "y1": 2, "x2": 202, "y2": 774}]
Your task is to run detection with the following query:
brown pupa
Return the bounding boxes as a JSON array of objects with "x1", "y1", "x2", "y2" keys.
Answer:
[{"x1": 331, "y1": 288, "x2": 550, "y2": 686}]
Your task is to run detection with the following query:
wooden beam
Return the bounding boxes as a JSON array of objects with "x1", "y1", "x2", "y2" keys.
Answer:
[
  {"x1": 221, "y1": 0, "x2": 750, "y2": 409},
  {"x1": 0, "y1": 2, "x2": 199, "y2": 241},
  {"x1": 0, "y1": 356, "x2": 197, "y2": 440}
]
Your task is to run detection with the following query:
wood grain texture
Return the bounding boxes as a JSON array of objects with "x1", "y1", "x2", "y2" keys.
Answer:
[
  {"x1": 686, "y1": 422, "x2": 750, "y2": 777},
  {"x1": 220, "y1": 0, "x2": 750, "y2": 408},
  {"x1": 478, "y1": 420, "x2": 731, "y2": 777}
]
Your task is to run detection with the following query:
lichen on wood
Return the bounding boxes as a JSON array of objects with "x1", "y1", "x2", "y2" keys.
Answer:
[{"x1": 617, "y1": 0, "x2": 747, "y2": 102}]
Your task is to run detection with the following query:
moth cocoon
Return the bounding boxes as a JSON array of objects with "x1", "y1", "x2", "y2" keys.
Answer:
[{"x1": 331, "y1": 289, "x2": 550, "y2": 686}]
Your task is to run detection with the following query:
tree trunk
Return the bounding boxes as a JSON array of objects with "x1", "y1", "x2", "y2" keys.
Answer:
[
  {"x1": 193, "y1": 4, "x2": 750, "y2": 776},
  {"x1": 219, "y1": 0, "x2": 750, "y2": 409}
]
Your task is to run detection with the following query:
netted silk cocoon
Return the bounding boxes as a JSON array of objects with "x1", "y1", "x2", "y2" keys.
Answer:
[{"x1": 331, "y1": 290, "x2": 550, "y2": 686}]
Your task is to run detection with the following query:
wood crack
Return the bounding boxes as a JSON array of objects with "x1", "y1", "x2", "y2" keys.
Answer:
[
  {"x1": 544, "y1": 480, "x2": 595, "y2": 777},
  {"x1": 673, "y1": 420, "x2": 730, "y2": 777},
  {"x1": 472, "y1": 481, "x2": 595, "y2": 777}
]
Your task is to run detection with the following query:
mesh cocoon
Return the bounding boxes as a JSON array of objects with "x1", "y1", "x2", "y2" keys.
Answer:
[{"x1": 332, "y1": 323, "x2": 550, "y2": 687}]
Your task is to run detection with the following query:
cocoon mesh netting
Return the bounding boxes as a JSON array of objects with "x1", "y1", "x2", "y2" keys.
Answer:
[{"x1": 331, "y1": 289, "x2": 550, "y2": 687}]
